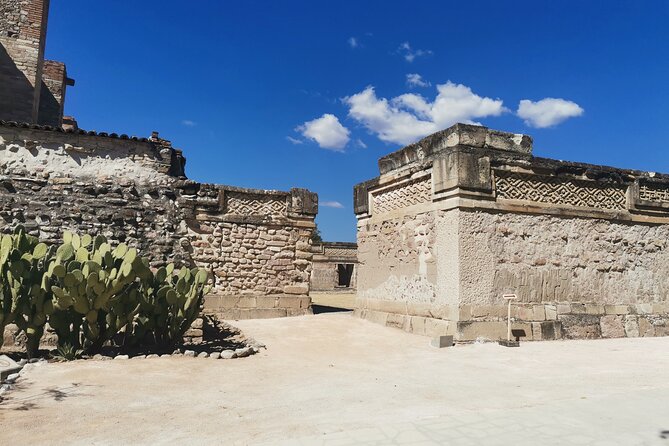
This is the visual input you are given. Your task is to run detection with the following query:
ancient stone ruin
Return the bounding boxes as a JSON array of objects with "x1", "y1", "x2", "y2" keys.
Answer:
[
  {"x1": 0, "y1": 1, "x2": 318, "y2": 345},
  {"x1": 354, "y1": 123, "x2": 669, "y2": 341},
  {"x1": 310, "y1": 242, "x2": 358, "y2": 293}
]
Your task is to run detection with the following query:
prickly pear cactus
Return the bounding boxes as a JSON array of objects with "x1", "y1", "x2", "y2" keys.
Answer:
[
  {"x1": 49, "y1": 231, "x2": 150, "y2": 350},
  {"x1": 134, "y1": 263, "x2": 210, "y2": 347},
  {"x1": 0, "y1": 226, "x2": 56, "y2": 357}
]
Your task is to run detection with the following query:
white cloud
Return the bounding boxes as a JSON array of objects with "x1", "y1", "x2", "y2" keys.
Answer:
[
  {"x1": 355, "y1": 139, "x2": 367, "y2": 149},
  {"x1": 517, "y1": 98, "x2": 584, "y2": 128},
  {"x1": 286, "y1": 136, "x2": 303, "y2": 145},
  {"x1": 344, "y1": 82, "x2": 506, "y2": 145},
  {"x1": 181, "y1": 119, "x2": 196, "y2": 127},
  {"x1": 348, "y1": 37, "x2": 359, "y2": 48},
  {"x1": 406, "y1": 73, "x2": 431, "y2": 88},
  {"x1": 297, "y1": 114, "x2": 351, "y2": 151},
  {"x1": 397, "y1": 42, "x2": 432, "y2": 62},
  {"x1": 321, "y1": 200, "x2": 345, "y2": 209}
]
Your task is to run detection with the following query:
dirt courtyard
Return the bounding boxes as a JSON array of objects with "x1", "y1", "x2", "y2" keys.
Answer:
[{"x1": 1, "y1": 313, "x2": 668, "y2": 445}]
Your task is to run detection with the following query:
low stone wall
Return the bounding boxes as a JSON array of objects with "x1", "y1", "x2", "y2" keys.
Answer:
[
  {"x1": 0, "y1": 122, "x2": 318, "y2": 328},
  {"x1": 354, "y1": 124, "x2": 669, "y2": 342}
]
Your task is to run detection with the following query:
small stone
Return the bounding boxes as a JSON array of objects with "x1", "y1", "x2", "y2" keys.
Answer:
[
  {"x1": 197, "y1": 352, "x2": 209, "y2": 358},
  {"x1": 93, "y1": 354, "x2": 104, "y2": 360},
  {"x1": 28, "y1": 358, "x2": 39, "y2": 364},
  {"x1": 146, "y1": 354, "x2": 160, "y2": 359},
  {"x1": 172, "y1": 349, "x2": 181, "y2": 355},
  {"x1": 430, "y1": 335, "x2": 454, "y2": 348},
  {"x1": 209, "y1": 352, "x2": 221, "y2": 359},
  {"x1": 18, "y1": 359, "x2": 28, "y2": 366},
  {"x1": 131, "y1": 355, "x2": 146, "y2": 360},
  {"x1": 114, "y1": 355, "x2": 129, "y2": 360},
  {"x1": 4, "y1": 373, "x2": 20, "y2": 384},
  {"x1": 184, "y1": 350, "x2": 196, "y2": 357},
  {"x1": 220, "y1": 350, "x2": 235, "y2": 359},
  {"x1": 235, "y1": 347, "x2": 251, "y2": 358}
]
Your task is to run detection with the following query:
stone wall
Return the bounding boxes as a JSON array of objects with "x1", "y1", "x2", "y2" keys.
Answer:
[
  {"x1": 0, "y1": 122, "x2": 318, "y2": 322},
  {"x1": 310, "y1": 242, "x2": 358, "y2": 292},
  {"x1": 354, "y1": 124, "x2": 669, "y2": 341}
]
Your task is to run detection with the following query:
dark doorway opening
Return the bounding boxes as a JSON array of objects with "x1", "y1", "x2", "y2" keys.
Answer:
[{"x1": 337, "y1": 264, "x2": 354, "y2": 287}]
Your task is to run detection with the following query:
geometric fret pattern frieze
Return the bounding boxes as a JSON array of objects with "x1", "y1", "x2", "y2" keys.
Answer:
[
  {"x1": 495, "y1": 171, "x2": 627, "y2": 211},
  {"x1": 372, "y1": 176, "x2": 432, "y2": 215},
  {"x1": 225, "y1": 192, "x2": 287, "y2": 216}
]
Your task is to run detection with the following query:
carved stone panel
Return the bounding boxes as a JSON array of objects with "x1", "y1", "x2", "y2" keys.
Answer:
[
  {"x1": 372, "y1": 176, "x2": 432, "y2": 215},
  {"x1": 225, "y1": 192, "x2": 287, "y2": 216},
  {"x1": 495, "y1": 171, "x2": 626, "y2": 211},
  {"x1": 639, "y1": 183, "x2": 669, "y2": 203}
]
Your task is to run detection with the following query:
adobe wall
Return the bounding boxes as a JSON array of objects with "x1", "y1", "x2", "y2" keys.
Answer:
[
  {"x1": 354, "y1": 124, "x2": 669, "y2": 341},
  {"x1": 0, "y1": 122, "x2": 318, "y2": 321}
]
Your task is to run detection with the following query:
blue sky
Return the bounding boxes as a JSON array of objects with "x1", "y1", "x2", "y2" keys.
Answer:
[{"x1": 46, "y1": 0, "x2": 669, "y2": 242}]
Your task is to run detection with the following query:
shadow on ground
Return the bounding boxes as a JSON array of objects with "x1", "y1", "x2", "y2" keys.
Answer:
[{"x1": 312, "y1": 304, "x2": 353, "y2": 314}]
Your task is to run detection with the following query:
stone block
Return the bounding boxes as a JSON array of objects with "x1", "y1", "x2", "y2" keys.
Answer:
[
  {"x1": 600, "y1": 315, "x2": 625, "y2": 338},
  {"x1": 425, "y1": 318, "x2": 454, "y2": 338},
  {"x1": 624, "y1": 315, "x2": 639, "y2": 337},
  {"x1": 237, "y1": 296, "x2": 257, "y2": 308},
  {"x1": 471, "y1": 305, "x2": 506, "y2": 319},
  {"x1": 638, "y1": 317, "x2": 655, "y2": 337},
  {"x1": 585, "y1": 305, "x2": 605, "y2": 315},
  {"x1": 371, "y1": 299, "x2": 407, "y2": 315},
  {"x1": 557, "y1": 304, "x2": 571, "y2": 315},
  {"x1": 278, "y1": 296, "x2": 302, "y2": 309},
  {"x1": 410, "y1": 316, "x2": 427, "y2": 336},
  {"x1": 532, "y1": 305, "x2": 546, "y2": 321},
  {"x1": 386, "y1": 313, "x2": 410, "y2": 331},
  {"x1": 283, "y1": 284, "x2": 309, "y2": 295},
  {"x1": 634, "y1": 304, "x2": 653, "y2": 315},
  {"x1": 457, "y1": 321, "x2": 531, "y2": 342},
  {"x1": 406, "y1": 302, "x2": 434, "y2": 318},
  {"x1": 570, "y1": 303, "x2": 586, "y2": 314},
  {"x1": 545, "y1": 305, "x2": 557, "y2": 320},
  {"x1": 458, "y1": 305, "x2": 473, "y2": 321},
  {"x1": 513, "y1": 305, "x2": 533, "y2": 320},
  {"x1": 0, "y1": 355, "x2": 22, "y2": 381},
  {"x1": 238, "y1": 308, "x2": 287, "y2": 319},
  {"x1": 430, "y1": 335, "x2": 454, "y2": 348},
  {"x1": 605, "y1": 305, "x2": 629, "y2": 315},
  {"x1": 256, "y1": 296, "x2": 278, "y2": 309},
  {"x1": 433, "y1": 150, "x2": 492, "y2": 193},
  {"x1": 298, "y1": 296, "x2": 311, "y2": 309},
  {"x1": 652, "y1": 303, "x2": 669, "y2": 315},
  {"x1": 559, "y1": 314, "x2": 601, "y2": 339}
]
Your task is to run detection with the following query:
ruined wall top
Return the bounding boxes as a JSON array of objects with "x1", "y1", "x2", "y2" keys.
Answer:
[
  {"x1": 0, "y1": 121, "x2": 186, "y2": 182},
  {"x1": 355, "y1": 124, "x2": 669, "y2": 225},
  {"x1": 378, "y1": 124, "x2": 533, "y2": 175}
]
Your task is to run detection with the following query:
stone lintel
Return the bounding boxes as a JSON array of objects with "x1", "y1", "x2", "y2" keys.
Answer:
[{"x1": 433, "y1": 149, "x2": 492, "y2": 194}]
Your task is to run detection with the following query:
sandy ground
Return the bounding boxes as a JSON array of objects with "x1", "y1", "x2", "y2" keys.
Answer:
[
  {"x1": 1, "y1": 313, "x2": 668, "y2": 445},
  {"x1": 310, "y1": 292, "x2": 356, "y2": 310}
]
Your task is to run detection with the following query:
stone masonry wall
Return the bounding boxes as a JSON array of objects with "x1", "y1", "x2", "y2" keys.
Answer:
[
  {"x1": 354, "y1": 124, "x2": 669, "y2": 342},
  {"x1": 310, "y1": 242, "x2": 358, "y2": 292},
  {"x1": 0, "y1": 123, "x2": 317, "y2": 324},
  {"x1": 456, "y1": 209, "x2": 669, "y2": 340}
]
